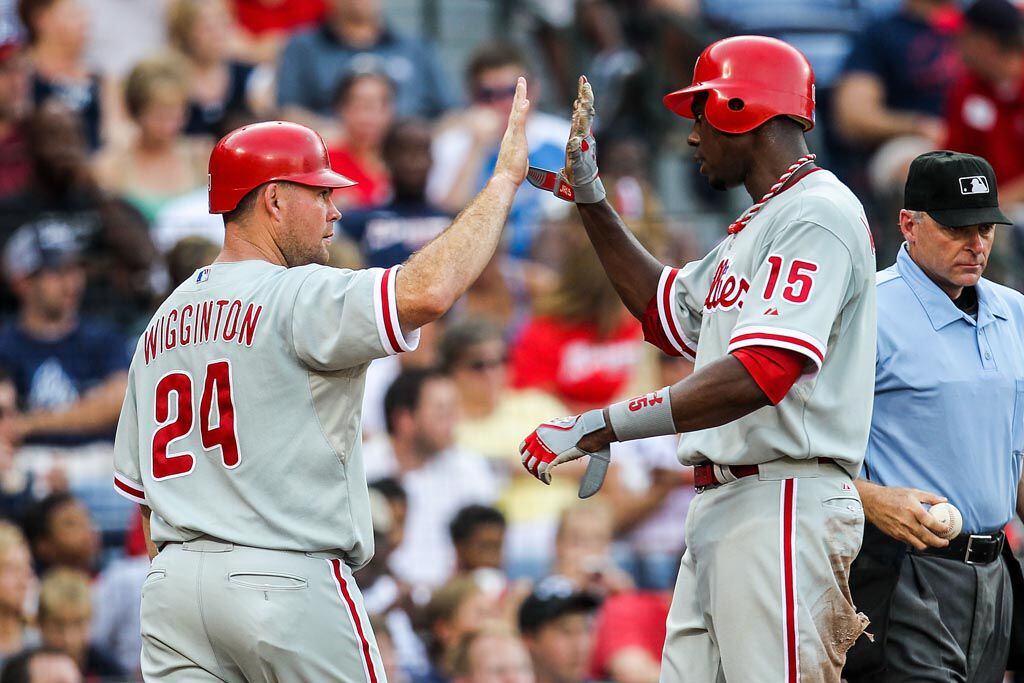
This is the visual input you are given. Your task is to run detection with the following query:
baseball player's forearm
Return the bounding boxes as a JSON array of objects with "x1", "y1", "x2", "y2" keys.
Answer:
[
  {"x1": 577, "y1": 356, "x2": 769, "y2": 453},
  {"x1": 395, "y1": 78, "x2": 530, "y2": 332},
  {"x1": 664, "y1": 355, "x2": 771, "y2": 432},
  {"x1": 577, "y1": 200, "x2": 664, "y2": 318},
  {"x1": 396, "y1": 175, "x2": 520, "y2": 330}
]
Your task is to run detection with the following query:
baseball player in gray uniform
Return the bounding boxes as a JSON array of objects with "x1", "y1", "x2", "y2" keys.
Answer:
[
  {"x1": 522, "y1": 38, "x2": 876, "y2": 681},
  {"x1": 112, "y1": 80, "x2": 532, "y2": 682}
]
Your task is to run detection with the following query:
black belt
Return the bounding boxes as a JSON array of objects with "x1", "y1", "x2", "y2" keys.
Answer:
[{"x1": 913, "y1": 530, "x2": 1005, "y2": 565}]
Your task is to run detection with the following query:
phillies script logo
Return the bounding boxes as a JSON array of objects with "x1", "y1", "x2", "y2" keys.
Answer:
[
  {"x1": 704, "y1": 258, "x2": 750, "y2": 312},
  {"x1": 628, "y1": 392, "x2": 664, "y2": 412}
]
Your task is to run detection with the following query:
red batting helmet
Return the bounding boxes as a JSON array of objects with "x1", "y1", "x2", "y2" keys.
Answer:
[
  {"x1": 208, "y1": 121, "x2": 356, "y2": 214},
  {"x1": 663, "y1": 36, "x2": 815, "y2": 135}
]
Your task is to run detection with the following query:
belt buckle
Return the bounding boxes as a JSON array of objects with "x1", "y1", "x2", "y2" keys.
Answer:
[{"x1": 964, "y1": 534, "x2": 993, "y2": 565}]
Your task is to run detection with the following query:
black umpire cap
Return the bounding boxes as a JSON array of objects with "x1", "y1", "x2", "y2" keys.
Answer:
[{"x1": 903, "y1": 151, "x2": 1013, "y2": 228}]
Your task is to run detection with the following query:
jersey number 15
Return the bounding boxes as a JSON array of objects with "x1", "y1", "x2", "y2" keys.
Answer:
[{"x1": 152, "y1": 359, "x2": 240, "y2": 480}]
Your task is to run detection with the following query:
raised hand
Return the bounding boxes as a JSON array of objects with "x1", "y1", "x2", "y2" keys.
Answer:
[
  {"x1": 525, "y1": 76, "x2": 605, "y2": 203},
  {"x1": 493, "y1": 77, "x2": 531, "y2": 187}
]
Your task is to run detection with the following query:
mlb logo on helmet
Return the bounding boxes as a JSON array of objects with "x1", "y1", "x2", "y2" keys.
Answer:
[{"x1": 959, "y1": 176, "x2": 990, "y2": 195}]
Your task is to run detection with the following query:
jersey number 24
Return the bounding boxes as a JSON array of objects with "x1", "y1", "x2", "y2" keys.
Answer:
[{"x1": 152, "y1": 359, "x2": 240, "y2": 480}]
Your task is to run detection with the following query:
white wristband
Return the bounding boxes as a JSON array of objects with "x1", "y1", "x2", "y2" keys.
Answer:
[{"x1": 607, "y1": 386, "x2": 676, "y2": 442}]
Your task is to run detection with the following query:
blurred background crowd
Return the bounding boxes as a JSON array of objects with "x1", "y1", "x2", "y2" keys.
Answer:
[{"x1": 0, "y1": 0, "x2": 1021, "y2": 681}]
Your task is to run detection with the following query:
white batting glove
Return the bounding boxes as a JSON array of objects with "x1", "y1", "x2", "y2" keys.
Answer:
[
  {"x1": 525, "y1": 75, "x2": 606, "y2": 204},
  {"x1": 520, "y1": 409, "x2": 609, "y2": 485}
]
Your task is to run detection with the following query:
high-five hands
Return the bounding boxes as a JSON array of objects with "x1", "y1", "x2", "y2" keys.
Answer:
[{"x1": 525, "y1": 76, "x2": 606, "y2": 204}]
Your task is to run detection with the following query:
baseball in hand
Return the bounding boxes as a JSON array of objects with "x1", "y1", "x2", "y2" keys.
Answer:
[{"x1": 928, "y1": 502, "x2": 963, "y2": 540}]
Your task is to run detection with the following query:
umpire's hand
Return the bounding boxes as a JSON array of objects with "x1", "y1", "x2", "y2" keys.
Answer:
[{"x1": 855, "y1": 480, "x2": 950, "y2": 550}]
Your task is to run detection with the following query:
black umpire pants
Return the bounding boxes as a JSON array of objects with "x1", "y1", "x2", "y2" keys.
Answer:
[{"x1": 845, "y1": 524, "x2": 1016, "y2": 683}]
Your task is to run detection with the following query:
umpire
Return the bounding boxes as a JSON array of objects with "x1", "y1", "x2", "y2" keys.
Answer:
[{"x1": 844, "y1": 151, "x2": 1024, "y2": 682}]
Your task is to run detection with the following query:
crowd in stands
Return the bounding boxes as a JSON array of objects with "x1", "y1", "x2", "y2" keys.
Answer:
[{"x1": 0, "y1": 0, "x2": 1021, "y2": 681}]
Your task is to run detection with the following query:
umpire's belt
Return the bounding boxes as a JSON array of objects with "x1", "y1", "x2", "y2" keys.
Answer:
[
  {"x1": 913, "y1": 529, "x2": 1005, "y2": 565},
  {"x1": 693, "y1": 457, "x2": 836, "y2": 493}
]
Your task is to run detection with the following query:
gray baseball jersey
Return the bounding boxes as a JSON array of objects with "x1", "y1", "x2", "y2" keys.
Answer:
[
  {"x1": 113, "y1": 260, "x2": 418, "y2": 568},
  {"x1": 645, "y1": 170, "x2": 876, "y2": 475}
]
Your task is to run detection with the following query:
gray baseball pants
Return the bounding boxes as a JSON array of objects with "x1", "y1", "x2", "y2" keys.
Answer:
[
  {"x1": 660, "y1": 461, "x2": 868, "y2": 682},
  {"x1": 140, "y1": 538, "x2": 386, "y2": 683}
]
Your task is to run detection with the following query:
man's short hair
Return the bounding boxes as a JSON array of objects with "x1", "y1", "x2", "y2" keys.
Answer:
[
  {"x1": 449, "y1": 504, "x2": 506, "y2": 545},
  {"x1": 438, "y1": 319, "x2": 504, "y2": 373},
  {"x1": 466, "y1": 42, "x2": 528, "y2": 88},
  {"x1": 383, "y1": 368, "x2": 446, "y2": 435},
  {"x1": 221, "y1": 184, "x2": 266, "y2": 226}
]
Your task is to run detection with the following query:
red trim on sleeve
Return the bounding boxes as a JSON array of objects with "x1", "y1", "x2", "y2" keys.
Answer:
[
  {"x1": 113, "y1": 476, "x2": 146, "y2": 503},
  {"x1": 641, "y1": 294, "x2": 683, "y2": 357},
  {"x1": 730, "y1": 332, "x2": 824, "y2": 364},
  {"x1": 660, "y1": 269, "x2": 697, "y2": 358},
  {"x1": 731, "y1": 345, "x2": 805, "y2": 405},
  {"x1": 379, "y1": 268, "x2": 401, "y2": 354}
]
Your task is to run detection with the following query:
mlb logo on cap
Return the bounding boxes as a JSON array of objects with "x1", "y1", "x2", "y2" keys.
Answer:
[
  {"x1": 904, "y1": 151, "x2": 1012, "y2": 228},
  {"x1": 959, "y1": 176, "x2": 990, "y2": 195}
]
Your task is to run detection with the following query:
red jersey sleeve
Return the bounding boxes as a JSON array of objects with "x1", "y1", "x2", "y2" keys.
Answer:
[{"x1": 731, "y1": 345, "x2": 806, "y2": 405}]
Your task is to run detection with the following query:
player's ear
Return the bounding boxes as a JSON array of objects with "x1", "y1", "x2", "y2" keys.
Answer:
[
  {"x1": 897, "y1": 209, "x2": 917, "y2": 244},
  {"x1": 263, "y1": 183, "x2": 284, "y2": 222}
]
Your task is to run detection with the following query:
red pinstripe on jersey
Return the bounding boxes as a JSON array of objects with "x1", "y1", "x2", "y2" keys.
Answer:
[
  {"x1": 328, "y1": 558, "x2": 379, "y2": 683},
  {"x1": 781, "y1": 479, "x2": 798, "y2": 683}
]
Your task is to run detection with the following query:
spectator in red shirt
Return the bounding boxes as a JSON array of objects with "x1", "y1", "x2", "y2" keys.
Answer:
[
  {"x1": 510, "y1": 229, "x2": 643, "y2": 412},
  {"x1": 327, "y1": 69, "x2": 393, "y2": 210},
  {"x1": 945, "y1": 0, "x2": 1024, "y2": 205},
  {"x1": 587, "y1": 591, "x2": 670, "y2": 683},
  {"x1": 229, "y1": 0, "x2": 326, "y2": 65}
]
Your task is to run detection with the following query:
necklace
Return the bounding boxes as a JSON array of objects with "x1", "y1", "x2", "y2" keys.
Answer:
[{"x1": 727, "y1": 154, "x2": 817, "y2": 235}]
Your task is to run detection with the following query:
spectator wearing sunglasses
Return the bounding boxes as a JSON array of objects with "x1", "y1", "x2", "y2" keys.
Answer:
[
  {"x1": 427, "y1": 41, "x2": 571, "y2": 260},
  {"x1": 439, "y1": 319, "x2": 574, "y2": 580}
]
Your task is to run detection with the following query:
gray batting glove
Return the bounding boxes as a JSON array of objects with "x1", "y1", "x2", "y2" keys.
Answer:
[
  {"x1": 525, "y1": 75, "x2": 606, "y2": 204},
  {"x1": 520, "y1": 409, "x2": 609, "y2": 485}
]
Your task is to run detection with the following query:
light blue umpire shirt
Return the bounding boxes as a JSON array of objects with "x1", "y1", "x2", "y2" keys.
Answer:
[{"x1": 864, "y1": 243, "x2": 1024, "y2": 533}]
